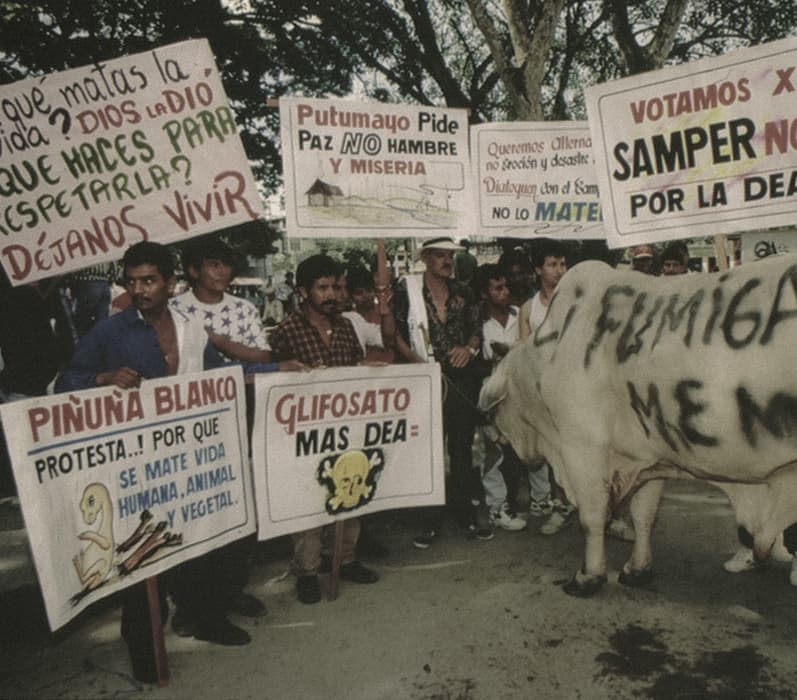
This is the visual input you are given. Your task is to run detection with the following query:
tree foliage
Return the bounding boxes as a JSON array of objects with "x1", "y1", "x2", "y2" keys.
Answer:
[
  {"x1": 1, "y1": 0, "x2": 795, "y2": 182},
  {"x1": 0, "y1": 0, "x2": 359, "y2": 189}
]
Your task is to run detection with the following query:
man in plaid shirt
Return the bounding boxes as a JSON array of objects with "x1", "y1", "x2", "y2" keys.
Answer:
[{"x1": 269, "y1": 254, "x2": 379, "y2": 604}]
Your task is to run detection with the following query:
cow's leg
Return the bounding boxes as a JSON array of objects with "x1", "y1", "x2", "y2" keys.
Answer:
[
  {"x1": 562, "y1": 471, "x2": 609, "y2": 597},
  {"x1": 618, "y1": 479, "x2": 664, "y2": 588}
]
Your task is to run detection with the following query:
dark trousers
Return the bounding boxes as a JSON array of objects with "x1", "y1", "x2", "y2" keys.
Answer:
[
  {"x1": 421, "y1": 370, "x2": 484, "y2": 531},
  {"x1": 169, "y1": 535, "x2": 253, "y2": 625}
]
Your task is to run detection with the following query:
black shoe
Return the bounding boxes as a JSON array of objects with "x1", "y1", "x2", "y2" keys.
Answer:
[
  {"x1": 229, "y1": 592, "x2": 267, "y2": 618},
  {"x1": 125, "y1": 641, "x2": 158, "y2": 684},
  {"x1": 297, "y1": 574, "x2": 321, "y2": 604},
  {"x1": 465, "y1": 524, "x2": 494, "y2": 541},
  {"x1": 171, "y1": 609, "x2": 196, "y2": 638},
  {"x1": 339, "y1": 560, "x2": 379, "y2": 584},
  {"x1": 193, "y1": 617, "x2": 251, "y2": 646},
  {"x1": 412, "y1": 530, "x2": 437, "y2": 549}
]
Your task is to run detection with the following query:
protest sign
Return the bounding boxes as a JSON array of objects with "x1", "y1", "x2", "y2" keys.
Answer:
[
  {"x1": 740, "y1": 229, "x2": 797, "y2": 263},
  {"x1": 279, "y1": 96, "x2": 472, "y2": 239},
  {"x1": 0, "y1": 38, "x2": 264, "y2": 286},
  {"x1": 471, "y1": 121, "x2": 604, "y2": 240},
  {"x1": 586, "y1": 36, "x2": 797, "y2": 248},
  {"x1": 0, "y1": 366, "x2": 254, "y2": 630},
  {"x1": 251, "y1": 364, "x2": 445, "y2": 539}
]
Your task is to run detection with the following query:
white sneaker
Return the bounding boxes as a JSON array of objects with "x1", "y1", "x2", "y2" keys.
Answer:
[
  {"x1": 529, "y1": 498, "x2": 553, "y2": 518},
  {"x1": 489, "y1": 502, "x2": 527, "y2": 531},
  {"x1": 540, "y1": 501, "x2": 576, "y2": 535},
  {"x1": 606, "y1": 517, "x2": 636, "y2": 542},
  {"x1": 723, "y1": 547, "x2": 757, "y2": 573},
  {"x1": 772, "y1": 532, "x2": 792, "y2": 563}
]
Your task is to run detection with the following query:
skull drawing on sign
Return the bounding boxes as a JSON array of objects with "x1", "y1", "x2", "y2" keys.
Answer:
[{"x1": 317, "y1": 449, "x2": 384, "y2": 514}]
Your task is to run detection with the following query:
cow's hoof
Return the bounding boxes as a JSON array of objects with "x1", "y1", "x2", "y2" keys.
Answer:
[
  {"x1": 562, "y1": 572, "x2": 607, "y2": 597},
  {"x1": 618, "y1": 566, "x2": 655, "y2": 588}
]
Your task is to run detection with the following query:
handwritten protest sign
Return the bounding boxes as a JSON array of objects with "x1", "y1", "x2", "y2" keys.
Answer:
[
  {"x1": 586, "y1": 36, "x2": 797, "y2": 248},
  {"x1": 279, "y1": 96, "x2": 472, "y2": 239},
  {"x1": 0, "y1": 366, "x2": 253, "y2": 630},
  {"x1": 740, "y1": 229, "x2": 797, "y2": 263},
  {"x1": 0, "y1": 38, "x2": 264, "y2": 286},
  {"x1": 471, "y1": 121, "x2": 604, "y2": 240},
  {"x1": 251, "y1": 364, "x2": 445, "y2": 539}
]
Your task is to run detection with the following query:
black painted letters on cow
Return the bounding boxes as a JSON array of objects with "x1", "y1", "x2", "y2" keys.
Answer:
[
  {"x1": 584, "y1": 266, "x2": 797, "y2": 366},
  {"x1": 674, "y1": 380, "x2": 718, "y2": 446},
  {"x1": 617, "y1": 293, "x2": 664, "y2": 363},
  {"x1": 721, "y1": 278, "x2": 762, "y2": 349},
  {"x1": 534, "y1": 287, "x2": 585, "y2": 350},
  {"x1": 651, "y1": 289, "x2": 705, "y2": 350},
  {"x1": 627, "y1": 379, "x2": 719, "y2": 451},
  {"x1": 702, "y1": 284, "x2": 724, "y2": 345},
  {"x1": 760, "y1": 264, "x2": 797, "y2": 345},
  {"x1": 584, "y1": 286, "x2": 635, "y2": 367},
  {"x1": 558, "y1": 286, "x2": 583, "y2": 342},
  {"x1": 627, "y1": 381, "x2": 681, "y2": 451},
  {"x1": 736, "y1": 385, "x2": 797, "y2": 447}
]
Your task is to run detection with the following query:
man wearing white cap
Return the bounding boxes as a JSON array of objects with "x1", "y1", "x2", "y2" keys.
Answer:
[
  {"x1": 630, "y1": 244, "x2": 657, "y2": 274},
  {"x1": 393, "y1": 237, "x2": 493, "y2": 547}
]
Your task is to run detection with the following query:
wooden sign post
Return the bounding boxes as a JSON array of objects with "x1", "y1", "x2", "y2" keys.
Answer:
[{"x1": 145, "y1": 577, "x2": 170, "y2": 687}]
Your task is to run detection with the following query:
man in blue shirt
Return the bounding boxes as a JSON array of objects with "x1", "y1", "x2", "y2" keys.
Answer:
[{"x1": 56, "y1": 241, "x2": 253, "y2": 682}]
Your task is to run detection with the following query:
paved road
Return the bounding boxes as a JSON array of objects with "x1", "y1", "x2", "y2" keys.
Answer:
[{"x1": 2, "y1": 482, "x2": 796, "y2": 699}]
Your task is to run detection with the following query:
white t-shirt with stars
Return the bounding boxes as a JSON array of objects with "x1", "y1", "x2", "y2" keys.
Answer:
[{"x1": 169, "y1": 290, "x2": 270, "y2": 357}]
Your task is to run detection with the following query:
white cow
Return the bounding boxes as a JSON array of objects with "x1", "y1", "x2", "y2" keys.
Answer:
[{"x1": 480, "y1": 255, "x2": 797, "y2": 595}]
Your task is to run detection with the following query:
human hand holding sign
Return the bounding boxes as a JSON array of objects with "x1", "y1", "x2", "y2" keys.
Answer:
[{"x1": 95, "y1": 367, "x2": 141, "y2": 389}]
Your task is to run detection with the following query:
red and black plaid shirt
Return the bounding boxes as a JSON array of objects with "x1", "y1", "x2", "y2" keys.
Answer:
[{"x1": 269, "y1": 310, "x2": 364, "y2": 367}]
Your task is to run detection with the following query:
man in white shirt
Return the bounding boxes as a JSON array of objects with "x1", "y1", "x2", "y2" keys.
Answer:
[
  {"x1": 518, "y1": 240, "x2": 573, "y2": 535},
  {"x1": 478, "y1": 264, "x2": 526, "y2": 531}
]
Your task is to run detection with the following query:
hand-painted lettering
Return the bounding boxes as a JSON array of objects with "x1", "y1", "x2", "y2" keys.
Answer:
[
  {"x1": 760, "y1": 264, "x2": 797, "y2": 344},
  {"x1": 736, "y1": 385, "x2": 797, "y2": 447},
  {"x1": 578, "y1": 268, "x2": 797, "y2": 366},
  {"x1": 701, "y1": 284, "x2": 724, "y2": 345},
  {"x1": 296, "y1": 426, "x2": 350, "y2": 457},
  {"x1": 627, "y1": 381, "x2": 680, "y2": 452},
  {"x1": 584, "y1": 285, "x2": 635, "y2": 368},
  {"x1": 616, "y1": 293, "x2": 664, "y2": 363},
  {"x1": 674, "y1": 380, "x2": 718, "y2": 447},
  {"x1": 652, "y1": 290, "x2": 705, "y2": 350},
  {"x1": 721, "y1": 278, "x2": 762, "y2": 349}
]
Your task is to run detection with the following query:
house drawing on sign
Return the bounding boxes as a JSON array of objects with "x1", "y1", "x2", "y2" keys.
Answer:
[{"x1": 306, "y1": 179, "x2": 344, "y2": 207}]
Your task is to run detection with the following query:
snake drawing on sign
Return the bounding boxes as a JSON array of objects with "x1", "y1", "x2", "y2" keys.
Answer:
[
  {"x1": 317, "y1": 448, "x2": 384, "y2": 514},
  {"x1": 69, "y1": 484, "x2": 183, "y2": 605},
  {"x1": 72, "y1": 483, "x2": 115, "y2": 593}
]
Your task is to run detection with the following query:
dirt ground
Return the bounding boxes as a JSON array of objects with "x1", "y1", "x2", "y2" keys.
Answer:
[{"x1": 2, "y1": 480, "x2": 797, "y2": 699}]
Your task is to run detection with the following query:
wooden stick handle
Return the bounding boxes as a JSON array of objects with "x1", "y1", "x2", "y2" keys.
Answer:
[
  {"x1": 145, "y1": 576, "x2": 170, "y2": 687},
  {"x1": 328, "y1": 520, "x2": 345, "y2": 601}
]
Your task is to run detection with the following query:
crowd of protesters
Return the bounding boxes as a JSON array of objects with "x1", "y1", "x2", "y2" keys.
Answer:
[{"x1": 1, "y1": 232, "x2": 719, "y2": 682}]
